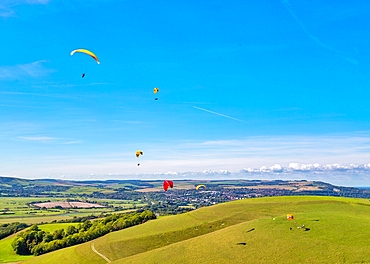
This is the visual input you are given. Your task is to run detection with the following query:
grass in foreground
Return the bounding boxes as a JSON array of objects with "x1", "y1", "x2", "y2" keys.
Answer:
[{"x1": 18, "y1": 196, "x2": 370, "y2": 264}]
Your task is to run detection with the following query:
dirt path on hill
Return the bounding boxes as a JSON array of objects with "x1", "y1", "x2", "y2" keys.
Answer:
[{"x1": 91, "y1": 242, "x2": 111, "y2": 263}]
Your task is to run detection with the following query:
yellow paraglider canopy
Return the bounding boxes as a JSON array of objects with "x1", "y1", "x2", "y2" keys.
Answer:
[
  {"x1": 153, "y1": 87, "x2": 159, "y2": 94},
  {"x1": 287, "y1": 214, "x2": 294, "y2": 220},
  {"x1": 136, "y1": 150, "x2": 143, "y2": 158},
  {"x1": 195, "y1": 184, "x2": 206, "y2": 190},
  {"x1": 70, "y1": 49, "x2": 100, "y2": 64}
]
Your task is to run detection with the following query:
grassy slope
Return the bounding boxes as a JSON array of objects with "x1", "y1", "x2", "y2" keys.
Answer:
[
  {"x1": 21, "y1": 196, "x2": 370, "y2": 264},
  {"x1": 0, "y1": 233, "x2": 33, "y2": 263}
]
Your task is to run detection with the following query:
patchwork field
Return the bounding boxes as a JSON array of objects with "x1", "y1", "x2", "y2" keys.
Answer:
[
  {"x1": 16, "y1": 196, "x2": 370, "y2": 264},
  {"x1": 33, "y1": 201, "x2": 105, "y2": 209},
  {"x1": 0, "y1": 197, "x2": 143, "y2": 224}
]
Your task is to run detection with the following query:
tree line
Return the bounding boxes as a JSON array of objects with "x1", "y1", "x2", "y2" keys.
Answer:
[
  {"x1": 12, "y1": 210, "x2": 156, "y2": 256},
  {"x1": 0, "y1": 222, "x2": 29, "y2": 240}
]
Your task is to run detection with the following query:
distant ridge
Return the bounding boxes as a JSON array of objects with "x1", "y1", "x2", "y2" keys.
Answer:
[{"x1": 0, "y1": 176, "x2": 369, "y2": 199}]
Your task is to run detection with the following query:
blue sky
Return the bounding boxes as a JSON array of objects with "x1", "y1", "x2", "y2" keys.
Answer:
[{"x1": 1, "y1": 0, "x2": 370, "y2": 186}]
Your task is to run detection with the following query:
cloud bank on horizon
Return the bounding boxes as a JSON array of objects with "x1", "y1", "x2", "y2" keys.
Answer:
[
  {"x1": 2, "y1": 133, "x2": 370, "y2": 186},
  {"x1": 6, "y1": 161, "x2": 366, "y2": 187}
]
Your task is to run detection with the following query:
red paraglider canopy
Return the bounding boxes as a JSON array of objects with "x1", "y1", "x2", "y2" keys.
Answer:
[{"x1": 163, "y1": 180, "x2": 174, "y2": 191}]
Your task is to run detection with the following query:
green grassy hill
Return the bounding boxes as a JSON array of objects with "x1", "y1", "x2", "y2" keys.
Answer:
[
  {"x1": 0, "y1": 232, "x2": 33, "y2": 264},
  {"x1": 20, "y1": 196, "x2": 370, "y2": 264}
]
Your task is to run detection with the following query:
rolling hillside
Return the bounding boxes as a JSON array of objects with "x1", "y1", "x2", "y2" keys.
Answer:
[{"x1": 21, "y1": 196, "x2": 370, "y2": 264}]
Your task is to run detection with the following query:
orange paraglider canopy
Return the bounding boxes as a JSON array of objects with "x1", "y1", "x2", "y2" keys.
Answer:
[
  {"x1": 136, "y1": 150, "x2": 143, "y2": 158},
  {"x1": 287, "y1": 214, "x2": 294, "y2": 220},
  {"x1": 163, "y1": 180, "x2": 174, "y2": 191}
]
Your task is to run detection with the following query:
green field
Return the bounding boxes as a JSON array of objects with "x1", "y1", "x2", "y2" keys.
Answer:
[
  {"x1": 0, "y1": 197, "x2": 144, "y2": 225},
  {"x1": 38, "y1": 223, "x2": 80, "y2": 233},
  {"x1": 65, "y1": 186, "x2": 107, "y2": 195},
  {"x1": 12, "y1": 196, "x2": 370, "y2": 264}
]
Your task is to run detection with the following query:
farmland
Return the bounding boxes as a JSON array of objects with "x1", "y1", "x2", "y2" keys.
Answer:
[
  {"x1": 0, "y1": 197, "x2": 143, "y2": 225},
  {"x1": 33, "y1": 201, "x2": 105, "y2": 209}
]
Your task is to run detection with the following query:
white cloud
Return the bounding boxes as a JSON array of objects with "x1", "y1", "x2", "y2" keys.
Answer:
[
  {"x1": 288, "y1": 163, "x2": 320, "y2": 171},
  {"x1": 259, "y1": 166, "x2": 268, "y2": 173},
  {"x1": 0, "y1": 61, "x2": 53, "y2": 80},
  {"x1": 270, "y1": 164, "x2": 283, "y2": 172},
  {"x1": 164, "y1": 171, "x2": 178, "y2": 175},
  {"x1": 243, "y1": 167, "x2": 255, "y2": 173},
  {"x1": 243, "y1": 162, "x2": 370, "y2": 174},
  {"x1": 201, "y1": 169, "x2": 230, "y2": 175}
]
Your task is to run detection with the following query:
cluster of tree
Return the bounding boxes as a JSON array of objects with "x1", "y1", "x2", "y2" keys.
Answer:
[
  {"x1": 148, "y1": 202, "x2": 193, "y2": 215},
  {"x1": 0, "y1": 222, "x2": 29, "y2": 240},
  {"x1": 12, "y1": 210, "x2": 156, "y2": 256},
  {"x1": 0, "y1": 185, "x2": 70, "y2": 197}
]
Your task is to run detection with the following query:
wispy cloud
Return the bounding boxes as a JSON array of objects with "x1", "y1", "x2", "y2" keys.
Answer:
[
  {"x1": 193, "y1": 106, "x2": 247, "y2": 123},
  {"x1": 0, "y1": 103, "x2": 52, "y2": 109},
  {"x1": 24, "y1": 0, "x2": 50, "y2": 3},
  {"x1": 17, "y1": 136, "x2": 82, "y2": 145},
  {"x1": 63, "y1": 140, "x2": 83, "y2": 145},
  {"x1": 281, "y1": 0, "x2": 358, "y2": 64},
  {"x1": 111, "y1": 120, "x2": 144, "y2": 124},
  {"x1": 0, "y1": 0, "x2": 50, "y2": 18},
  {"x1": 0, "y1": 8, "x2": 13, "y2": 18},
  {"x1": 0, "y1": 61, "x2": 54, "y2": 80},
  {"x1": 18, "y1": 136, "x2": 57, "y2": 143},
  {"x1": 31, "y1": 82, "x2": 111, "y2": 89},
  {"x1": 0, "y1": 91, "x2": 74, "y2": 99}
]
